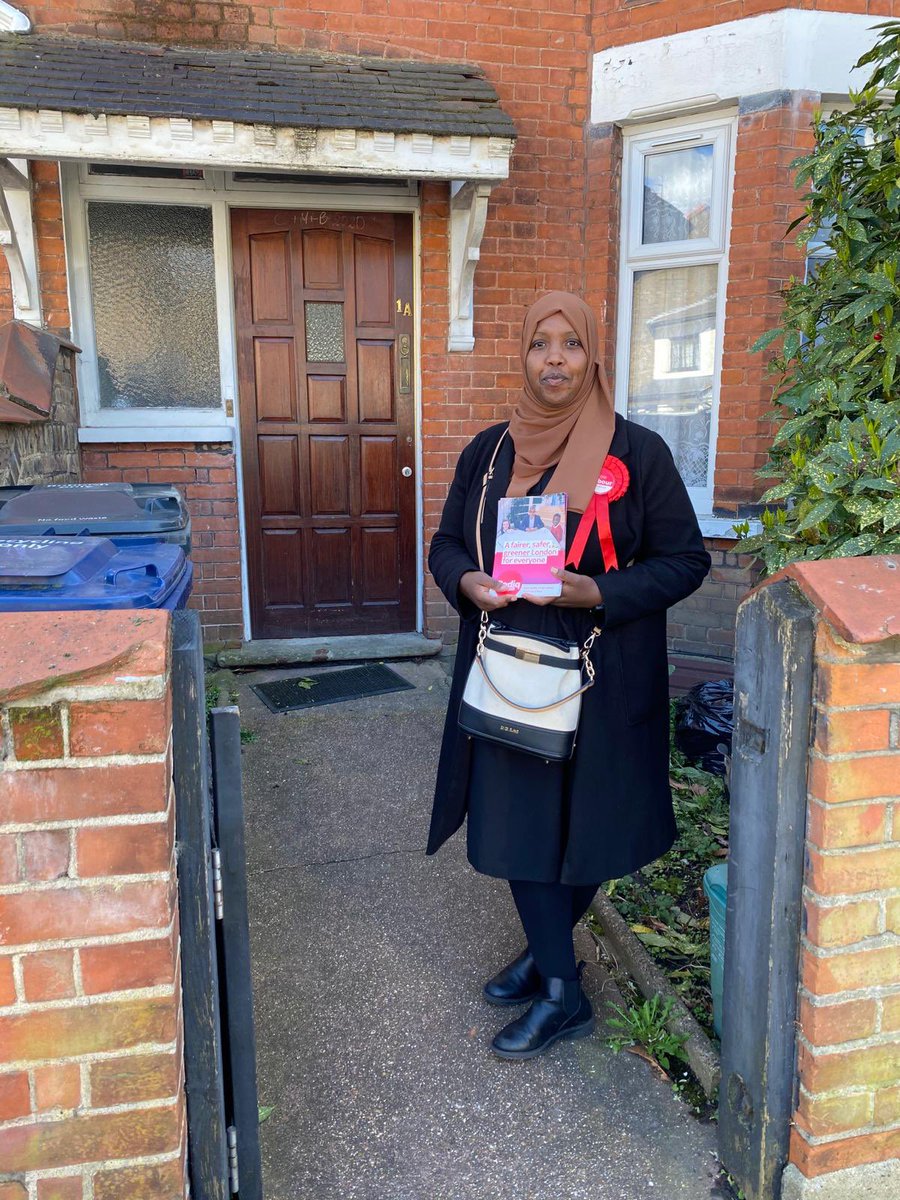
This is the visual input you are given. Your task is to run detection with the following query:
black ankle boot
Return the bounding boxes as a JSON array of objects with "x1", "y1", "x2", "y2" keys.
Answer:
[
  {"x1": 483, "y1": 948, "x2": 541, "y2": 1007},
  {"x1": 491, "y1": 968, "x2": 594, "y2": 1059}
]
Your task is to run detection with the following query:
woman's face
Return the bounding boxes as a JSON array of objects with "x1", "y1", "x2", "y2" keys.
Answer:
[{"x1": 525, "y1": 311, "x2": 589, "y2": 407}]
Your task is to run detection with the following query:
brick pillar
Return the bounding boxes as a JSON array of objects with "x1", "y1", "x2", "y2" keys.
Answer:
[
  {"x1": 0, "y1": 611, "x2": 187, "y2": 1200},
  {"x1": 779, "y1": 558, "x2": 900, "y2": 1199}
]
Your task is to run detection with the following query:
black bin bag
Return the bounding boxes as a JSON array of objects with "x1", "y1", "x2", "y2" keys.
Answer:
[{"x1": 674, "y1": 679, "x2": 734, "y2": 776}]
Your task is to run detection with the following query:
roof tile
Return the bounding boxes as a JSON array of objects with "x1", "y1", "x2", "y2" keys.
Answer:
[{"x1": 0, "y1": 34, "x2": 516, "y2": 139}]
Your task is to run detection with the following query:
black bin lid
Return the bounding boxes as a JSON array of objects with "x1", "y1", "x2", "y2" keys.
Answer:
[{"x1": 0, "y1": 483, "x2": 189, "y2": 535}]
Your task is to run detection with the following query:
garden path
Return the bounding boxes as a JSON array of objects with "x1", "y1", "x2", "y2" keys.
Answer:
[{"x1": 234, "y1": 658, "x2": 724, "y2": 1200}]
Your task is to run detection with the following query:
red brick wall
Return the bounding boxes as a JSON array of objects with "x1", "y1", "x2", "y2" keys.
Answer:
[
  {"x1": 584, "y1": 124, "x2": 623, "y2": 379},
  {"x1": 716, "y1": 94, "x2": 817, "y2": 512},
  {"x1": 773, "y1": 560, "x2": 900, "y2": 1187},
  {"x1": 4, "y1": 1, "x2": 893, "y2": 646},
  {"x1": 19, "y1": 1, "x2": 900, "y2": 49},
  {"x1": 31, "y1": 162, "x2": 70, "y2": 337},
  {"x1": 81, "y1": 443, "x2": 243, "y2": 645},
  {"x1": 0, "y1": 161, "x2": 68, "y2": 334},
  {"x1": 0, "y1": 257, "x2": 12, "y2": 328},
  {"x1": 591, "y1": 1, "x2": 897, "y2": 44},
  {"x1": 0, "y1": 611, "x2": 187, "y2": 1200},
  {"x1": 668, "y1": 542, "x2": 760, "y2": 661}
]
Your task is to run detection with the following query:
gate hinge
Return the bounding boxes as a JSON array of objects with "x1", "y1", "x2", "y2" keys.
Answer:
[
  {"x1": 212, "y1": 848, "x2": 224, "y2": 920},
  {"x1": 227, "y1": 1125, "x2": 239, "y2": 1194}
]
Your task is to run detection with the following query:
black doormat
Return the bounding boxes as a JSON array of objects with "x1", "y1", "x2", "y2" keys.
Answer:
[{"x1": 251, "y1": 663, "x2": 414, "y2": 713}]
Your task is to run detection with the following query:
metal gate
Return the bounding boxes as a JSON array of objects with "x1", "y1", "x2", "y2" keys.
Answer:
[{"x1": 172, "y1": 610, "x2": 263, "y2": 1200}]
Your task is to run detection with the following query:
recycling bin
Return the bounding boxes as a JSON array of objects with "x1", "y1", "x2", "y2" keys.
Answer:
[
  {"x1": 703, "y1": 862, "x2": 728, "y2": 1039},
  {"x1": 0, "y1": 536, "x2": 193, "y2": 612},
  {"x1": 0, "y1": 482, "x2": 191, "y2": 551}
]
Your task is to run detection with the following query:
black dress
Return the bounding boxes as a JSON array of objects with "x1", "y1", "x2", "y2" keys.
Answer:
[{"x1": 428, "y1": 415, "x2": 711, "y2": 886}]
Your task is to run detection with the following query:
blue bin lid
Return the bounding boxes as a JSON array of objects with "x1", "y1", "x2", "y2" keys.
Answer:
[
  {"x1": 0, "y1": 483, "x2": 189, "y2": 536},
  {"x1": 0, "y1": 536, "x2": 188, "y2": 610},
  {"x1": 703, "y1": 863, "x2": 728, "y2": 904}
]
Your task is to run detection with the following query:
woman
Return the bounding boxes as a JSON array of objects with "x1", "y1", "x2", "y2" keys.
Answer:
[{"x1": 427, "y1": 292, "x2": 710, "y2": 1061}]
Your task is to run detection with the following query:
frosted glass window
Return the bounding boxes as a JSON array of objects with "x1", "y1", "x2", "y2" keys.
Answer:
[
  {"x1": 627, "y1": 265, "x2": 718, "y2": 489},
  {"x1": 304, "y1": 302, "x2": 344, "y2": 362},
  {"x1": 642, "y1": 144, "x2": 713, "y2": 244},
  {"x1": 87, "y1": 202, "x2": 220, "y2": 409}
]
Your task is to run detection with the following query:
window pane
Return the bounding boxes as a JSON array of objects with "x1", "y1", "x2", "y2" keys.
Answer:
[
  {"x1": 642, "y1": 144, "x2": 714, "y2": 244},
  {"x1": 88, "y1": 202, "x2": 220, "y2": 409},
  {"x1": 304, "y1": 302, "x2": 345, "y2": 362},
  {"x1": 627, "y1": 265, "x2": 718, "y2": 489}
]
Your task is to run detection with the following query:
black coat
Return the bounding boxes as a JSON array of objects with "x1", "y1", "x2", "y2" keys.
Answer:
[{"x1": 427, "y1": 415, "x2": 711, "y2": 885}]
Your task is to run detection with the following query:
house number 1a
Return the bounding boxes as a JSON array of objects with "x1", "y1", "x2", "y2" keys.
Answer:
[{"x1": 396, "y1": 299, "x2": 412, "y2": 316}]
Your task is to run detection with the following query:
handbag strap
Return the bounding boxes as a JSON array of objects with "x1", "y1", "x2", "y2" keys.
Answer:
[
  {"x1": 475, "y1": 426, "x2": 509, "y2": 573},
  {"x1": 474, "y1": 651, "x2": 597, "y2": 713},
  {"x1": 475, "y1": 615, "x2": 601, "y2": 711}
]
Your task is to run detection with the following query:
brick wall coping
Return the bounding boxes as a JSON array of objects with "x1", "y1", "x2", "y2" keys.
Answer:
[
  {"x1": 0, "y1": 610, "x2": 169, "y2": 702},
  {"x1": 786, "y1": 557, "x2": 899, "y2": 645},
  {"x1": 751, "y1": 557, "x2": 900, "y2": 645}
]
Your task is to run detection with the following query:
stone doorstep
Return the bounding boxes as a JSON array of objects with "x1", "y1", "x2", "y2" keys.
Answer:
[{"x1": 216, "y1": 631, "x2": 444, "y2": 669}]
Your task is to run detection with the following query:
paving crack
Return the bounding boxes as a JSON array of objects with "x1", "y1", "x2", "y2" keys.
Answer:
[{"x1": 247, "y1": 844, "x2": 427, "y2": 875}]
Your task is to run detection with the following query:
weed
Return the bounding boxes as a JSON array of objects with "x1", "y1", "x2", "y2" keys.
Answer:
[
  {"x1": 206, "y1": 677, "x2": 256, "y2": 744},
  {"x1": 605, "y1": 994, "x2": 689, "y2": 1073},
  {"x1": 713, "y1": 1168, "x2": 746, "y2": 1200},
  {"x1": 602, "y1": 702, "x2": 729, "y2": 1038},
  {"x1": 669, "y1": 1062, "x2": 708, "y2": 1116}
]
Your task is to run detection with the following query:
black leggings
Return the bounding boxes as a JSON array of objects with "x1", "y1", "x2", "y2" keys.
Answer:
[{"x1": 509, "y1": 880, "x2": 599, "y2": 982}]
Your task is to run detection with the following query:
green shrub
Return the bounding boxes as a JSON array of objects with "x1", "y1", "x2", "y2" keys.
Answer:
[{"x1": 735, "y1": 22, "x2": 900, "y2": 574}]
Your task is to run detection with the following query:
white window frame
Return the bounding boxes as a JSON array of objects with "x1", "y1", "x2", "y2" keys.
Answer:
[
  {"x1": 63, "y1": 166, "x2": 235, "y2": 436},
  {"x1": 615, "y1": 113, "x2": 737, "y2": 522}
]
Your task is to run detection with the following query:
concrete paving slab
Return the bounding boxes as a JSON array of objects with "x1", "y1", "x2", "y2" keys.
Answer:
[
  {"x1": 238, "y1": 660, "x2": 449, "y2": 869},
  {"x1": 236, "y1": 660, "x2": 722, "y2": 1199}
]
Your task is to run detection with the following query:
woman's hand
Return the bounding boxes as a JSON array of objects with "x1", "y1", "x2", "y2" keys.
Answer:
[
  {"x1": 459, "y1": 571, "x2": 516, "y2": 612},
  {"x1": 523, "y1": 568, "x2": 602, "y2": 609}
]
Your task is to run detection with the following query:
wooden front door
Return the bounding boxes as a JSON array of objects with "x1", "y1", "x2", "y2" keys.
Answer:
[{"x1": 232, "y1": 209, "x2": 416, "y2": 639}]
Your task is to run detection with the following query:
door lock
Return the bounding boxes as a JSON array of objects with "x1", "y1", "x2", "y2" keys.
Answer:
[{"x1": 401, "y1": 466, "x2": 413, "y2": 478}]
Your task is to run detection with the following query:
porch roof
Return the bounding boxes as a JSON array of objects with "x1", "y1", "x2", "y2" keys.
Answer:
[
  {"x1": 0, "y1": 35, "x2": 514, "y2": 186},
  {"x1": 0, "y1": 34, "x2": 515, "y2": 350},
  {"x1": 0, "y1": 34, "x2": 515, "y2": 138}
]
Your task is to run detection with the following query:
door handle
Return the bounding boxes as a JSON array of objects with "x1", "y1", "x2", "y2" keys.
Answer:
[{"x1": 401, "y1": 466, "x2": 413, "y2": 478}]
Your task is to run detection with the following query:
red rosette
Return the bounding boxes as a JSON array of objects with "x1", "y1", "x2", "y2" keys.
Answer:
[
  {"x1": 567, "y1": 455, "x2": 630, "y2": 572},
  {"x1": 594, "y1": 455, "x2": 630, "y2": 503}
]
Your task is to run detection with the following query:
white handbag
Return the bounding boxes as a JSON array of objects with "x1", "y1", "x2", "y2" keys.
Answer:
[{"x1": 457, "y1": 431, "x2": 601, "y2": 762}]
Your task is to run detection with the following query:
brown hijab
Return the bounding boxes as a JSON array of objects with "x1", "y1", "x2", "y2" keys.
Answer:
[{"x1": 507, "y1": 292, "x2": 615, "y2": 514}]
